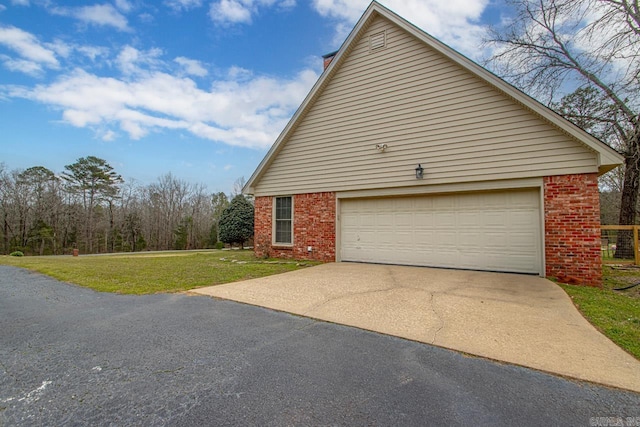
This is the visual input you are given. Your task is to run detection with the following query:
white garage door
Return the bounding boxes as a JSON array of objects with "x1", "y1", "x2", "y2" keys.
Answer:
[{"x1": 340, "y1": 190, "x2": 542, "y2": 274}]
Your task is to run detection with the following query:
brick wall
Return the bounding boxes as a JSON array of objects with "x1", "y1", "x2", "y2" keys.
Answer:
[
  {"x1": 254, "y1": 192, "x2": 336, "y2": 262},
  {"x1": 253, "y1": 196, "x2": 273, "y2": 258},
  {"x1": 544, "y1": 173, "x2": 602, "y2": 286}
]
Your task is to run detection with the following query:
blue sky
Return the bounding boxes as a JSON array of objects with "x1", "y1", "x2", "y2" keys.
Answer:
[{"x1": 0, "y1": 0, "x2": 506, "y2": 194}]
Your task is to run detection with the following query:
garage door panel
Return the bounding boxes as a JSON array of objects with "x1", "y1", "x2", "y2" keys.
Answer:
[
  {"x1": 435, "y1": 253, "x2": 459, "y2": 268},
  {"x1": 395, "y1": 213, "x2": 413, "y2": 227},
  {"x1": 433, "y1": 197, "x2": 455, "y2": 210},
  {"x1": 510, "y1": 230, "x2": 536, "y2": 243},
  {"x1": 375, "y1": 212, "x2": 392, "y2": 224},
  {"x1": 458, "y1": 212, "x2": 481, "y2": 227},
  {"x1": 462, "y1": 231, "x2": 484, "y2": 248},
  {"x1": 414, "y1": 212, "x2": 433, "y2": 225},
  {"x1": 340, "y1": 190, "x2": 541, "y2": 274},
  {"x1": 482, "y1": 211, "x2": 508, "y2": 226},
  {"x1": 509, "y1": 191, "x2": 536, "y2": 205},
  {"x1": 483, "y1": 231, "x2": 508, "y2": 245},
  {"x1": 342, "y1": 213, "x2": 357, "y2": 224},
  {"x1": 394, "y1": 231, "x2": 413, "y2": 244},
  {"x1": 510, "y1": 210, "x2": 538, "y2": 226},
  {"x1": 414, "y1": 198, "x2": 433, "y2": 210},
  {"x1": 432, "y1": 231, "x2": 457, "y2": 248},
  {"x1": 357, "y1": 213, "x2": 374, "y2": 227},
  {"x1": 395, "y1": 198, "x2": 414, "y2": 210},
  {"x1": 435, "y1": 212, "x2": 456, "y2": 226}
]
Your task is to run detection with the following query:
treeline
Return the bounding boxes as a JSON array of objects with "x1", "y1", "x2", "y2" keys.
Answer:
[{"x1": 0, "y1": 156, "x2": 241, "y2": 256}]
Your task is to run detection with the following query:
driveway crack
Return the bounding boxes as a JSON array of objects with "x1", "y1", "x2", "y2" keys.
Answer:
[{"x1": 429, "y1": 292, "x2": 445, "y2": 345}]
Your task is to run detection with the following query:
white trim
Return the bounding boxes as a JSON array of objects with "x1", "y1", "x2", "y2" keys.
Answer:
[
  {"x1": 336, "y1": 177, "x2": 543, "y2": 200},
  {"x1": 539, "y1": 186, "x2": 546, "y2": 277},
  {"x1": 272, "y1": 195, "x2": 294, "y2": 246}
]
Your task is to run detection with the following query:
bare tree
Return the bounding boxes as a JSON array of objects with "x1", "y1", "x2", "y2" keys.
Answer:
[
  {"x1": 0, "y1": 165, "x2": 64, "y2": 255},
  {"x1": 0, "y1": 164, "x2": 13, "y2": 253},
  {"x1": 232, "y1": 176, "x2": 246, "y2": 197},
  {"x1": 116, "y1": 179, "x2": 144, "y2": 252},
  {"x1": 187, "y1": 183, "x2": 213, "y2": 249},
  {"x1": 145, "y1": 173, "x2": 192, "y2": 250},
  {"x1": 19, "y1": 167, "x2": 60, "y2": 255},
  {"x1": 210, "y1": 191, "x2": 230, "y2": 244},
  {"x1": 486, "y1": 0, "x2": 640, "y2": 255},
  {"x1": 0, "y1": 159, "x2": 221, "y2": 255}
]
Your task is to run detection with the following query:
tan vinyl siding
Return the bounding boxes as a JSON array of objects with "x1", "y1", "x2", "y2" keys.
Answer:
[{"x1": 254, "y1": 16, "x2": 599, "y2": 196}]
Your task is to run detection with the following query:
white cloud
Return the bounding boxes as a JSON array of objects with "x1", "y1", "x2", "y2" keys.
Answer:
[
  {"x1": 0, "y1": 26, "x2": 59, "y2": 74},
  {"x1": 76, "y1": 45, "x2": 110, "y2": 62},
  {"x1": 114, "y1": 0, "x2": 133, "y2": 13},
  {"x1": 4, "y1": 62, "x2": 319, "y2": 148},
  {"x1": 0, "y1": 5, "x2": 6, "y2": 12},
  {"x1": 101, "y1": 129, "x2": 117, "y2": 141},
  {"x1": 311, "y1": 0, "x2": 490, "y2": 58},
  {"x1": 210, "y1": 0, "x2": 252, "y2": 24},
  {"x1": 10, "y1": 0, "x2": 30, "y2": 5},
  {"x1": 164, "y1": 0, "x2": 202, "y2": 11},
  {"x1": 209, "y1": 0, "x2": 296, "y2": 25},
  {"x1": 116, "y1": 46, "x2": 163, "y2": 75},
  {"x1": 76, "y1": 4, "x2": 129, "y2": 31},
  {"x1": 227, "y1": 65, "x2": 252, "y2": 80},
  {"x1": 46, "y1": 39, "x2": 72, "y2": 58},
  {"x1": 52, "y1": 4, "x2": 130, "y2": 31},
  {"x1": 44, "y1": 39, "x2": 110, "y2": 62},
  {"x1": 175, "y1": 56, "x2": 208, "y2": 77},
  {"x1": 138, "y1": 13, "x2": 154, "y2": 23},
  {"x1": 0, "y1": 55, "x2": 43, "y2": 76},
  {"x1": 0, "y1": 1, "x2": 321, "y2": 150}
]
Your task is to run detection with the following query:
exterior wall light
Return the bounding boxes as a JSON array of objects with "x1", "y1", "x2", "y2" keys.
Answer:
[{"x1": 415, "y1": 164, "x2": 424, "y2": 179}]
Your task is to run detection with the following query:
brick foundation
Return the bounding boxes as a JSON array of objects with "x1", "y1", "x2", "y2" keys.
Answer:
[
  {"x1": 544, "y1": 173, "x2": 602, "y2": 287},
  {"x1": 254, "y1": 192, "x2": 336, "y2": 262}
]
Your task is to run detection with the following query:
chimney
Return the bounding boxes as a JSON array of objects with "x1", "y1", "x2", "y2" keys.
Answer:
[{"x1": 322, "y1": 50, "x2": 338, "y2": 70}]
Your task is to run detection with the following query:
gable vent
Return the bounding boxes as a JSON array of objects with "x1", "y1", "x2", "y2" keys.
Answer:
[{"x1": 369, "y1": 31, "x2": 386, "y2": 51}]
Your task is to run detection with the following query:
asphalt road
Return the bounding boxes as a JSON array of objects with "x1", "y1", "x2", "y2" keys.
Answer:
[{"x1": 1, "y1": 266, "x2": 638, "y2": 426}]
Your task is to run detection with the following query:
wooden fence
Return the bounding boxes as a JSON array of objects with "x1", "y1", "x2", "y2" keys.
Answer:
[{"x1": 601, "y1": 225, "x2": 640, "y2": 265}]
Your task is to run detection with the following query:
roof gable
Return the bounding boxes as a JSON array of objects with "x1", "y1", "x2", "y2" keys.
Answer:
[{"x1": 245, "y1": 1, "x2": 622, "y2": 195}]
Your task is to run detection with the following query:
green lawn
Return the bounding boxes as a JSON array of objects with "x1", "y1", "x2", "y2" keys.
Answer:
[
  {"x1": 560, "y1": 265, "x2": 640, "y2": 360},
  {"x1": 0, "y1": 250, "x2": 317, "y2": 294}
]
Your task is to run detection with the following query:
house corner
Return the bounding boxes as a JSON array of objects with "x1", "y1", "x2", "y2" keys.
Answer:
[{"x1": 544, "y1": 173, "x2": 603, "y2": 287}]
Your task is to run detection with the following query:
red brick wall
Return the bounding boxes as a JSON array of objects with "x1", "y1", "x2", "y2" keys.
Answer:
[
  {"x1": 253, "y1": 196, "x2": 273, "y2": 258},
  {"x1": 544, "y1": 173, "x2": 602, "y2": 286},
  {"x1": 254, "y1": 192, "x2": 336, "y2": 262}
]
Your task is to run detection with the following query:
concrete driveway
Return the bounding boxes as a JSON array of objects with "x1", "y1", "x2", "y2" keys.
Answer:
[{"x1": 193, "y1": 262, "x2": 640, "y2": 393}]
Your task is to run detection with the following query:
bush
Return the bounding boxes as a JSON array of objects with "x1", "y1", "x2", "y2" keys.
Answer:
[
  {"x1": 218, "y1": 195, "x2": 254, "y2": 248},
  {"x1": 10, "y1": 251, "x2": 24, "y2": 257},
  {"x1": 215, "y1": 241, "x2": 225, "y2": 250}
]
